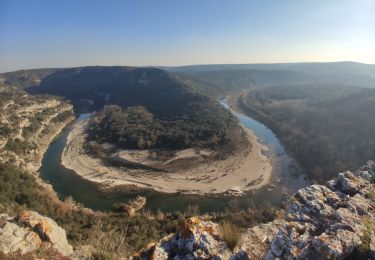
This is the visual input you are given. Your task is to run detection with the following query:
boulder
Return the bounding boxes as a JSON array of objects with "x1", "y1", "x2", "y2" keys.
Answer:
[
  {"x1": 133, "y1": 217, "x2": 233, "y2": 259},
  {"x1": 17, "y1": 210, "x2": 73, "y2": 256},
  {"x1": 357, "y1": 160, "x2": 375, "y2": 181},
  {"x1": 240, "y1": 219, "x2": 285, "y2": 258},
  {"x1": 0, "y1": 214, "x2": 42, "y2": 255},
  {"x1": 0, "y1": 211, "x2": 73, "y2": 257}
]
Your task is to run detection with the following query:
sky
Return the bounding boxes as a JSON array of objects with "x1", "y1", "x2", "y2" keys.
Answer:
[{"x1": 0, "y1": 0, "x2": 375, "y2": 72}]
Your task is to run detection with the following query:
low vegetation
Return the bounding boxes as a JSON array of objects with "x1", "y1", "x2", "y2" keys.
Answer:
[
  {"x1": 0, "y1": 162, "x2": 277, "y2": 258},
  {"x1": 219, "y1": 220, "x2": 241, "y2": 252}
]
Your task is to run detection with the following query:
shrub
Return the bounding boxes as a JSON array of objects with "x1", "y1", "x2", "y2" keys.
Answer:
[
  {"x1": 89, "y1": 220, "x2": 129, "y2": 260},
  {"x1": 219, "y1": 220, "x2": 241, "y2": 251}
]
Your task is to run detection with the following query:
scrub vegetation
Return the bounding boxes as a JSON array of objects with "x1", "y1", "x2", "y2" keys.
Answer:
[{"x1": 240, "y1": 84, "x2": 375, "y2": 182}]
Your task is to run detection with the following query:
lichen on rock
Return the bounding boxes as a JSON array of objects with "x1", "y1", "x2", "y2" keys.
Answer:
[{"x1": 0, "y1": 211, "x2": 73, "y2": 257}]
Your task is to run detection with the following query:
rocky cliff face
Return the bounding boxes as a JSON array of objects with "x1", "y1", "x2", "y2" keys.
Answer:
[
  {"x1": 135, "y1": 161, "x2": 375, "y2": 259},
  {"x1": 0, "y1": 211, "x2": 73, "y2": 257},
  {"x1": 0, "y1": 84, "x2": 74, "y2": 172}
]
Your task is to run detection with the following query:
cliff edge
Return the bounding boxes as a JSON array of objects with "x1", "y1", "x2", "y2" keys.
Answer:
[{"x1": 135, "y1": 161, "x2": 375, "y2": 259}]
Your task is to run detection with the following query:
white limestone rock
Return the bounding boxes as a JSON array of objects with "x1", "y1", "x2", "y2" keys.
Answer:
[{"x1": 17, "y1": 210, "x2": 73, "y2": 256}]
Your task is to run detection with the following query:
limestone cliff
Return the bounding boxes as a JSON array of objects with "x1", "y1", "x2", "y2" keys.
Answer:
[
  {"x1": 135, "y1": 161, "x2": 375, "y2": 259},
  {"x1": 0, "y1": 84, "x2": 74, "y2": 173}
]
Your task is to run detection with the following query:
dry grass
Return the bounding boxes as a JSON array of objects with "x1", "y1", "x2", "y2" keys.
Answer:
[
  {"x1": 89, "y1": 220, "x2": 130, "y2": 259},
  {"x1": 219, "y1": 220, "x2": 241, "y2": 252}
]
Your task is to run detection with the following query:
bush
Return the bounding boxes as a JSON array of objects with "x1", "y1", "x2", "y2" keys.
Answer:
[
  {"x1": 88, "y1": 220, "x2": 129, "y2": 259},
  {"x1": 219, "y1": 220, "x2": 241, "y2": 251}
]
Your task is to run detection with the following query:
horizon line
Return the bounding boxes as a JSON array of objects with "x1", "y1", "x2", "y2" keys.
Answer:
[{"x1": 1, "y1": 60, "x2": 375, "y2": 74}]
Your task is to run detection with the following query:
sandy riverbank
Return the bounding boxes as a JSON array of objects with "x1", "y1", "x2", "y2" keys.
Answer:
[{"x1": 61, "y1": 118, "x2": 273, "y2": 195}]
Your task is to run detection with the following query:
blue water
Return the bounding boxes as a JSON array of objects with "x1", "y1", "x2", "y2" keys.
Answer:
[
  {"x1": 220, "y1": 99, "x2": 308, "y2": 188},
  {"x1": 220, "y1": 100, "x2": 285, "y2": 155}
]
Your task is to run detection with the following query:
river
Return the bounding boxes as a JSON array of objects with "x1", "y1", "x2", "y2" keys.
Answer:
[{"x1": 40, "y1": 100, "x2": 308, "y2": 212}]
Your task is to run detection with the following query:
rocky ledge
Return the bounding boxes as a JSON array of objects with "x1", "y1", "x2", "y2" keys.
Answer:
[
  {"x1": 0, "y1": 211, "x2": 73, "y2": 257},
  {"x1": 134, "y1": 161, "x2": 375, "y2": 259}
]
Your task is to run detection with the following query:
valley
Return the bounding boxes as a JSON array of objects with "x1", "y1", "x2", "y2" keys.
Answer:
[
  {"x1": 38, "y1": 96, "x2": 306, "y2": 212},
  {"x1": 1, "y1": 62, "x2": 374, "y2": 258},
  {"x1": 2, "y1": 1, "x2": 375, "y2": 258}
]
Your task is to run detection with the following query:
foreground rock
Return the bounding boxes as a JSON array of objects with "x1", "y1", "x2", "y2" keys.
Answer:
[
  {"x1": 135, "y1": 161, "x2": 375, "y2": 259},
  {"x1": 133, "y1": 217, "x2": 234, "y2": 259},
  {"x1": 0, "y1": 211, "x2": 73, "y2": 257}
]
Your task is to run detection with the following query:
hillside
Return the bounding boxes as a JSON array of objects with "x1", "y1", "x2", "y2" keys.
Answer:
[
  {"x1": 162, "y1": 62, "x2": 375, "y2": 94},
  {"x1": 238, "y1": 85, "x2": 375, "y2": 182},
  {"x1": 27, "y1": 66, "x2": 207, "y2": 115},
  {"x1": 167, "y1": 61, "x2": 375, "y2": 77},
  {"x1": 0, "y1": 84, "x2": 74, "y2": 172},
  {"x1": 23, "y1": 66, "x2": 243, "y2": 152},
  {"x1": 2, "y1": 62, "x2": 375, "y2": 97},
  {"x1": 0, "y1": 69, "x2": 60, "y2": 89}
]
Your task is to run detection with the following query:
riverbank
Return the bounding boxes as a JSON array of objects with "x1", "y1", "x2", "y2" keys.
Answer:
[{"x1": 61, "y1": 118, "x2": 273, "y2": 195}]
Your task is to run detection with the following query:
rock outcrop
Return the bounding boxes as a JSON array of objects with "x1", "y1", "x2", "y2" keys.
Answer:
[
  {"x1": 0, "y1": 211, "x2": 73, "y2": 257},
  {"x1": 0, "y1": 214, "x2": 42, "y2": 255},
  {"x1": 133, "y1": 217, "x2": 233, "y2": 259},
  {"x1": 117, "y1": 196, "x2": 147, "y2": 217},
  {"x1": 135, "y1": 161, "x2": 375, "y2": 259}
]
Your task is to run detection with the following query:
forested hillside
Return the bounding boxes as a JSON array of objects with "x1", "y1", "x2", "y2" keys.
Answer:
[
  {"x1": 163, "y1": 62, "x2": 375, "y2": 94},
  {"x1": 27, "y1": 67, "x2": 217, "y2": 115},
  {"x1": 23, "y1": 66, "x2": 243, "y2": 150},
  {"x1": 240, "y1": 85, "x2": 375, "y2": 182},
  {"x1": 0, "y1": 68, "x2": 60, "y2": 89}
]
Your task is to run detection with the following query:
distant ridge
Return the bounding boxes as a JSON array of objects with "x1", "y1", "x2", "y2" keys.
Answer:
[{"x1": 163, "y1": 61, "x2": 375, "y2": 76}]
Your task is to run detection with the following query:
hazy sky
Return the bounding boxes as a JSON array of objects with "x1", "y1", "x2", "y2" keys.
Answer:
[{"x1": 1, "y1": 0, "x2": 374, "y2": 72}]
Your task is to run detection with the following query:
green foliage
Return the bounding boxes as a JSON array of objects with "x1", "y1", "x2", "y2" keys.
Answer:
[
  {"x1": 4, "y1": 139, "x2": 35, "y2": 154},
  {"x1": 89, "y1": 104, "x2": 240, "y2": 150},
  {"x1": 0, "y1": 163, "x2": 54, "y2": 214},
  {"x1": 51, "y1": 110, "x2": 73, "y2": 123},
  {"x1": 23, "y1": 117, "x2": 42, "y2": 138},
  {"x1": 0, "y1": 125, "x2": 12, "y2": 136}
]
